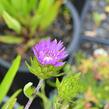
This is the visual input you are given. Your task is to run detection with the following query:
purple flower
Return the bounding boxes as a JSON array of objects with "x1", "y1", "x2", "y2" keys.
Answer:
[{"x1": 32, "y1": 39, "x2": 68, "y2": 67}]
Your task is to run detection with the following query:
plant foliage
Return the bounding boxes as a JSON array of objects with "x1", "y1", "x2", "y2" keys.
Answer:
[{"x1": 0, "y1": 55, "x2": 21, "y2": 103}]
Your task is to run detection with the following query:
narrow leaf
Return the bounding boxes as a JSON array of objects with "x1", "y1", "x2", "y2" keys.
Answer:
[
  {"x1": 0, "y1": 35, "x2": 23, "y2": 44},
  {"x1": 28, "y1": 0, "x2": 37, "y2": 13},
  {"x1": 40, "y1": 1, "x2": 61, "y2": 29},
  {"x1": 30, "y1": 0, "x2": 54, "y2": 32},
  {"x1": 2, "y1": 89, "x2": 22, "y2": 109},
  {"x1": 0, "y1": 0, "x2": 14, "y2": 15},
  {"x1": 11, "y1": 0, "x2": 22, "y2": 12},
  {"x1": 2, "y1": 11, "x2": 21, "y2": 33},
  {"x1": 17, "y1": 106, "x2": 24, "y2": 109},
  {"x1": 21, "y1": 0, "x2": 28, "y2": 16},
  {"x1": 0, "y1": 55, "x2": 21, "y2": 103}
]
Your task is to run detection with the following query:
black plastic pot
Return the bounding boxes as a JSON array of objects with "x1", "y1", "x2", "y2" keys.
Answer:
[
  {"x1": 73, "y1": 0, "x2": 86, "y2": 14},
  {"x1": 0, "y1": 1, "x2": 80, "y2": 72}
]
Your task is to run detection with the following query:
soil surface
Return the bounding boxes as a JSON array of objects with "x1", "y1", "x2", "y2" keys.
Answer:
[
  {"x1": 82, "y1": 0, "x2": 109, "y2": 39},
  {"x1": 81, "y1": 0, "x2": 109, "y2": 55}
]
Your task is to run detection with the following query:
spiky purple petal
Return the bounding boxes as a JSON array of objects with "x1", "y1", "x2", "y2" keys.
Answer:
[{"x1": 32, "y1": 39, "x2": 68, "y2": 67}]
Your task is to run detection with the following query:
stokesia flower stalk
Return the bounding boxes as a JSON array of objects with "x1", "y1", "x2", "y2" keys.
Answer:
[
  {"x1": 25, "y1": 38, "x2": 68, "y2": 109},
  {"x1": 32, "y1": 38, "x2": 68, "y2": 67}
]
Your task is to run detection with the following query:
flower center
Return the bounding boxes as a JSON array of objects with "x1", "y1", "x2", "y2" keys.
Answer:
[{"x1": 43, "y1": 55, "x2": 53, "y2": 62}]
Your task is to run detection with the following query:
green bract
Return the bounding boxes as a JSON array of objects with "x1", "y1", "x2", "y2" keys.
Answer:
[
  {"x1": 26, "y1": 57, "x2": 63, "y2": 79},
  {"x1": 57, "y1": 74, "x2": 81, "y2": 102}
]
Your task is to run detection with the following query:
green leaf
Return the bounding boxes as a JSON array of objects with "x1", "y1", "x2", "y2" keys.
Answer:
[
  {"x1": 0, "y1": 3, "x2": 4, "y2": 14},
  {"x1": 2, "y1": 89, "x2": 22, "y2": 109},
  {"x1": 2, "y1": 98, "x2": 17, "y2": 109},
  {"x1": 23, "y1": 82, "x2": 35, "y2": 99},
  {"x1": 0, "y1": 35, "x2": 23, "y2": 44},
  {"x1": 58, "y1": 74, "x2": 81, "y2": 102},
  {"x1": 56, "y1": 78, "x2": 60, "y2": 89},
  {"x1": 30, "y1": 14, "x2": 42, "y2": 35},
  {"x1": 0, "y1": 0, "x2": 13, "y2": 15},
  {"x1": 21, "y1": 0, "x2": 28, "y2": 16},
  {"x1": 3, "y1": 0, "x2": 20, "y2": 17},
  {"x1": 17, "y1": 106, "x2": 24, "y2": 109},
  {"x1": 28, "y1": 0, "x2": 37, "y2": 13},
  {"x1": 40, "y1": 1, "x2": 61, "y2": 29},
  {"x1": 2, "y1": 11, "x2": 21, "y2": 33},
  {"x1": 37, "y1": 0, "x2": 54, "y2": 14},
  {"x1": 30, "y1": 0, "x2": 54, "y2": 34},
  {"x1": 0, "y1": 55, "x2": 21, "y2": 103},
  {"x1": 11, "y1": 0, "x2": 22, "y2": 13}
]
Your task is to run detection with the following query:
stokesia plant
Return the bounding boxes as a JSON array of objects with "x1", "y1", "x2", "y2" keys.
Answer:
[
  {"x1": 0, "y1": 0, "x2": 63, "y2": 55},
  {"x1": 24, "y1": 38, "x2": 67, "y2": 109},
  {"x1": 23, "y1": 38, "x2": 81, "y2": 109}
]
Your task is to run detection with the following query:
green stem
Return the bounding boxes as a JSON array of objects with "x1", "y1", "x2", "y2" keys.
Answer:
[
  {"x1": 24, "y1": 79, "x2": 44, "y2": 109},
  {"x1": 54, "y1": 96, "x2": 61, "y2": 109},
  {"x1": 54, "y1": 97, "x2": 69, "y2": 109}
]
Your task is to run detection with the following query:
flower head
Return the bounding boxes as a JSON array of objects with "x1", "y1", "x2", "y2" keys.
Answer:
[{"x1": 32, "y1": 39, "x2": 68, "y2": 67}]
